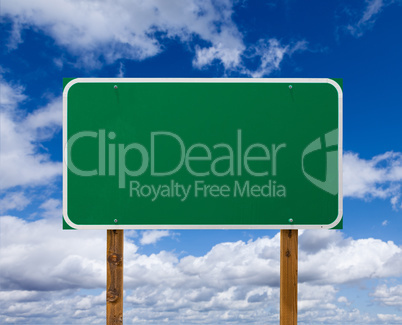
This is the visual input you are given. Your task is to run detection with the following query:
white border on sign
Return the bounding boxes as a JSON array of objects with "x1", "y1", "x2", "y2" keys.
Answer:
[{"x1": 63, "y1": 78, "x2": 343, "y2": 230}]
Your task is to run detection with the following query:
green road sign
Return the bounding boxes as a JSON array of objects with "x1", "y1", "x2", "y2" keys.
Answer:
[{"x1": 63, "y1": 78, "x2": 342, "y2": 229}]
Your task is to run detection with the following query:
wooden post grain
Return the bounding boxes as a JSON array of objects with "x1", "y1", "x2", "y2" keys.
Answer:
[
  {"x1": 107, "y1": 230, "x2": 124, "y2": 325},
  {"x1": 280, "y1": 229, "x2": 298, "y2": 325}
]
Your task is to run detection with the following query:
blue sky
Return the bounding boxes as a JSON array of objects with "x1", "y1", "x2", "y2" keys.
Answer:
[{"x1": 1, "y1": 0, "x2": 402, "y2": 324}]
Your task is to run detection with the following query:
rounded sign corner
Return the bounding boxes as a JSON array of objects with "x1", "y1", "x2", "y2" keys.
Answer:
[
  {"x1": 326, "y1": 79, "x2": 343, "y2": 99},
  {"x1": 63, "y1": 78, "x2": 85, "y2": 98},
  {"x1": 326, "y1": 211, "x2": 343, "y2": 229},
  {"x1": 62, "y1": 212, "x2": 81, "y2": 230}
]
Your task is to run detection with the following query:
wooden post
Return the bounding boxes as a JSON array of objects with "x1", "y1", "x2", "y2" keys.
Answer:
[
  {"x1": 107, "y1": 230, "x2": 124, "y2": 325},
  {"x1": 280, "y1": 229, "x2": 298, "y2": 325}
]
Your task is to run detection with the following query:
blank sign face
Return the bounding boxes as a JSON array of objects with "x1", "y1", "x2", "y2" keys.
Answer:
[{"x1": 63, "y1": 78, "x2": 342, "y2": 229}]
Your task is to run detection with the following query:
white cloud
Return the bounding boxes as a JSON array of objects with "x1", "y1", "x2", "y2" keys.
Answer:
[
  {"x1": 377, "y1": 313, "x2": 402, "y2": 323},
  {"x1": 298, "y1": 284, "x2": 338, "y2": 312},
  {"x1": 299, "y1": 230, "x2": 402, "y2": 284},
  {"x1": 123, "y1": 230, "x2": 402, "y2": 323},
  {"x1": 0, "y1": 216, "x2": 108, "y2": 291},
  {"x1": 0, "y1": 78, "x2": 62, "y2": 191},
  {"x1": 0, "y1": 79, "x2": 26, "y2": 111},
  {"x1": 39, "y1": 198, "x2": 62, "y2": 218},
  {"x1": 299, "y1": 228, "x2": 344, "y2": 254},
  {"x1": 2, "y1": 0, "x2": 241, "y2": 68},
  {"x1": 0, "y1": 290, "x2": 106, "y2": 324},
  {"x1": 2, "y1": 0, "x2": 305, "y2": 75},
  {"x1": 140, "y1": 230, "x2": 172, "y2": 245},
  {"x1": 348, "y1": 0, "x2": 384, "y2": 37},
  {"x1": 343, "y1": 151, "x2": 402, "y2": 208},
  {"x1": 193, "y1": 42, "x2": 244, "y2": 71},
  {"x1": 1, "y1": 217, "x2": 402, "y2": 323},
  {"x1": 22, "y1": 99, "x2": 62, "y2": 140},
  {"x1": 346, "y1": 0, "x2": 400, "y2": 37},
  {"x1": 242, "y1": 39, "x2": 308, "y2": 78},
  {"x1": 0, "y1": 192, "x2": 30, "y2": 213},
  {"x1": 117, "y1": 62, "x2": 125, "y2": 78},
  {"x1": 4, "y1": 21, "x2": 24, "y2": 51},
  {"x1": 372, "y1": 284, "x2": 402, "y2": 309},
  {"x1": 337, "y1": 295, "x2": 351, "y2": 305}
]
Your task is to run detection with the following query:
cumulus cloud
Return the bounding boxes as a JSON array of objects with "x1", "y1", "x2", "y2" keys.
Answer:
[
  {"x1": 343, "y1": 151, "x2": 402, "y2": 208},
  {"x1": 39, "y1": 198, "x2": 62, "y2": 219},
  {"x1": 376, "y1": 313, "x2": 402, "y2": 323},
  {"x1": 299, "y1": 230, "x2": 402, "y2": 284},
  {"x1": 125, "y1": 236, "x2": 281, "y2": 295},
  {"x1": 0, "y1": 192, "x2": 31, "y2": 213},
  {"x1": 372, "y1": 284, "x2": 402, "y2": 310},
  {"x1": 0, "y1": 290, "x2": 106, "y2": 324},
  {"x1": 2, "y1": 0, "x2": 305, "y2": 75},
  {"x1": 140, "y1": 230, "x2": 172, "y2": 245},
  {"x1": 0, "y1": 78, "x2": 62, "y2": 191},
  {"x1": 298, "y1": 284, "x2": 338, "y2": 312},
  {"x1": 0, "y1": 216, "x2": 108, "y2": 291},
  {"x1": 0, "y1": 79, "x2": 26, "y2": 111},
  {"x1": 2, "y1": 217, "x2": 401, "y2": 323},
  {"x1": 2, "y1": 0, "x2": 242, "y2": 69}
]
